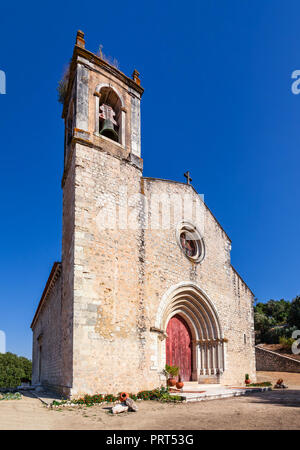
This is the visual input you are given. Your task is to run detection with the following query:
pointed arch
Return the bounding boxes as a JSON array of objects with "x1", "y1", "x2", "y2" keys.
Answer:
[
  {"x1": 155, "y1": 282, "x2": 223, "y2": 339},
  {"x1": 94, "y1": 83, "x2": 126, "y2": 146},
  {"x1": 155, "y1": 282, "x2": 225, "y2": 379}
]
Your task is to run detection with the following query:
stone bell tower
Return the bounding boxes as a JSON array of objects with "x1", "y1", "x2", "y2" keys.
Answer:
[
  {"x1": 59, "y1": 31, "x2": 146, "y2": 397},
  {"x1": 62, "y1": 30, "x2": 143, "y2": 176}
]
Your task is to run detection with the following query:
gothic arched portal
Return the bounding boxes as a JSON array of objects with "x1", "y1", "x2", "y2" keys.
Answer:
[{"x1": 155, "y1": 282, "x2": 226, "y2": 380}]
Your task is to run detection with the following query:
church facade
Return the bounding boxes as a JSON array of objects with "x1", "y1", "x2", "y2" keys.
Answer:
[{"x1": 31, "y1": 31, "x2": 256, "y2": 398}]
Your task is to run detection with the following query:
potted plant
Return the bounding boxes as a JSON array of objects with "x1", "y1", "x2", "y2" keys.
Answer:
[
  {"x1": 245, "y1": 374, "x2": 251, "y2": 385},
  {"x1": 165, "y1": 364, "x2": 179, "y2": 386},
  {"x1": 176, "y1": 374, "x2": 184, "y2": 390}
]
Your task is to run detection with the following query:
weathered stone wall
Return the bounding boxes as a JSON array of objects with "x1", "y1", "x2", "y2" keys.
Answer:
[
  {"x1": 71, "y1": 142, "x2": 144, "y2": 397},
  {"x1": 256, "y1": 346, "x2": 300, "y2": 373},
  {"x1": 32, "y1": 275, "x2": 62, "y2": 387},
  {"x1": 60, "y1": 149, "x2": 76, "y2": 396}
]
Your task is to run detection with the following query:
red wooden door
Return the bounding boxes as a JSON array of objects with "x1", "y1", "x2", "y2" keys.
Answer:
[{"x1": 166, "y1": 314, "x2": 192, "y2": 381}]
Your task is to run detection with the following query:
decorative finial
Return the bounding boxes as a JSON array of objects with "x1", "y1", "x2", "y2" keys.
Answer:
[
  {"x1": 76, "y1": 30, "x2": 85, "y2": 48},
  {"x1": 99, "y1": 44, "x2": 103, "y2": 59},
  {"x1": 132, "y1": 69, "x2": 141, "y2": 85},
  {"x1": 184, "y1": 171, "x2": 192, "y2": 185}
]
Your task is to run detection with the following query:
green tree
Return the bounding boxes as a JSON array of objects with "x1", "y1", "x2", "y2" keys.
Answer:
[
  {"x1": 254, "y1": 298, "x2": 293, "y2": 344},
  {"x1": 288, "y1": 296, "x2": 300, "y2": 328},
  {"x1": 254, "y1": 311, "x2": 275, "y2": 343},
  {"x1": 255, "y1": 299, "x2": 290, "y2": 324},
  {"x1": 0, "y1": 353, "x2": 32, "y2": 388}
]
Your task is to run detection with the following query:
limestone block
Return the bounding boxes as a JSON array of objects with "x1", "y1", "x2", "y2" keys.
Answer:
[
  {"x1": 112, "y1": 403, "x2": 129, "y2": 414},
  {"x1": 125, "y1": 397, "x2": 138, "y2": 412}
]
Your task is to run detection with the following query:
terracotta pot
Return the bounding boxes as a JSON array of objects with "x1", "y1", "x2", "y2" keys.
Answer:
[
  {"x1": 176, "y1": 381, "x2": 184, "y2": 389},
  {"x1": 245, "y1": 379, "x2": 251, "y2": 385},
  {"x1": 168, "y1": 378, "x2": 176, "y2": 387},
  {"x1": 119, "y1": 392, "x2": 129, "y2": 402}
]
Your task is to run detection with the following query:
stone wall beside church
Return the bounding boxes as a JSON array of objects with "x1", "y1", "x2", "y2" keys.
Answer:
[{"x1": 32, "y1": 274, "x2": 62, "y2": 388}]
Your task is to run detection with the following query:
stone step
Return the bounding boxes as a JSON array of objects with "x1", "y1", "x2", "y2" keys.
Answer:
[
  {"x1": 176, "y1": 386, "x2": 271, "y2": 403},
  {"x1": 198, "y1": 375, "x2": 220, "y2": 384},
  {"x1": 182, "y1": 382, "x2": 220, "y2": 391}
]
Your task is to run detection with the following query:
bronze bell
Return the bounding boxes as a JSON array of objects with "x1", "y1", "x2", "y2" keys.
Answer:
[{"x1": 99, "y1": 119, "x2": 119, "y2": 142}]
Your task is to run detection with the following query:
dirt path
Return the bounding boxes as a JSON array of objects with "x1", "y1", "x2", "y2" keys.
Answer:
[{"x1": 0, "y1": 372, "x2": 299, "y2": 430}]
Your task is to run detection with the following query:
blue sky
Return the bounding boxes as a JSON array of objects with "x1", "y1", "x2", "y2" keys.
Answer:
[{"x1": 0, "y1": 0, "x2": 299, "y2": 359}]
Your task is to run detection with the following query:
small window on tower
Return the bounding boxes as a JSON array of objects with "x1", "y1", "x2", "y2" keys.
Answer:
[{"x1": 244, "y1": 333, "x2": 247, "y2": 344}]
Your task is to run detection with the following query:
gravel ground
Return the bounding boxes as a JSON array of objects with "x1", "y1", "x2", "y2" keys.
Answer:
[{"x1": 0, "y1": 371, "x2": 299, "y2": 430}]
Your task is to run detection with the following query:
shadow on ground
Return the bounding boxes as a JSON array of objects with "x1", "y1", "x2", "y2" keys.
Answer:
[{"x1": 246, "y1": 389, "x2": 300, "y2": 408}]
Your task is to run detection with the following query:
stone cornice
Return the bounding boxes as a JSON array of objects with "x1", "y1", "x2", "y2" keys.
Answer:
[{"x1": 31, "y1": 262, "x2": 62, "y2": 329}]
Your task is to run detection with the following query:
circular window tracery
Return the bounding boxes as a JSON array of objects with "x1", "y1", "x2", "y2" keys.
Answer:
[{"x1": 176, "y1": 221, "x2": 205, "y2": 263}]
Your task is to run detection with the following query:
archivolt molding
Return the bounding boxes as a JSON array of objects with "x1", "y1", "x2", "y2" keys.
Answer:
[{"x1": 155, "y1": 281, "x2": 223, "y2": 340}]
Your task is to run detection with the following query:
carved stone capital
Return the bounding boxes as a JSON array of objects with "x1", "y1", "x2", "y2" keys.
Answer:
[{"x1": 150, "y1": 326, "x2": 168, "y2": 341}]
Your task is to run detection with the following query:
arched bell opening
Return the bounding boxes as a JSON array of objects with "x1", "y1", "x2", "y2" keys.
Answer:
[
  {"x1": 94, "y1": 84, "x2": 125, "y2": 145},
  {"x1": 98, "y1": 87, "x2": 121, "y2": 142},
  {"x1": 156, "y1": 283, "x2": 225, "y2": 381}
]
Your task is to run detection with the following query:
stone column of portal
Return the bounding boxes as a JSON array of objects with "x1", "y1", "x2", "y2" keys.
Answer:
[
  {"x1": 208, "y1": 342, "x2": 212, "y2": 375},
  {"x1": 217, "y1": 342, "x2": 222, "y2": 373},
  {"x1": 200, "y1": 344, "x2": 204, "y2": 375},
  {"x1": 215, "y1": 342, "x2": 220, "y2": 374},
  {"x1": 205, "y1": 342, "x2": 209, "y2": 375},
  {"x1": 222, "y1": 342, "x2": 225, "y2": 371},
  {"x1": 211, "y1": 342, "x2": 216, "y2": 375},
  {"x1": 195, "y1": 343, "x2": 201, "y2": 381},
  {"x1": 214, "y1": 342, "x2": 218, "y2": 375}
]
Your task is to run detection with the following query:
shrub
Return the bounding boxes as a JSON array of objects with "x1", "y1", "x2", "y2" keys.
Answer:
[
  {"x1": 279, "y1": 336, "x2": 295, "y2": 350},
  {"x1": 136, "y1": 386, "x2": 182, "y2": 402},
  {"x1": 129, "y1": 393, "x2": 138, "y2": 401},
  {"x1": 57, "y1": 63, "x2": 71, "y2": 104},
  {"x1": 104, "y1": 394, "x2": 118, "y2": 403},
  {"x1": 164, "y1": 364, "x2": 179, "y2": 378},
  {"x1": 0, "y1": 392, "x2": 22, "y2": 401},
  {"x1": 0, "y1": 353, "x2": 32, "y2": 388},
  {"x1": 50, "y1": 386, "x2": 183, "y2": 408},
  {"x1": 248, "y1": 382, "x2": 272, "y2": 387}
]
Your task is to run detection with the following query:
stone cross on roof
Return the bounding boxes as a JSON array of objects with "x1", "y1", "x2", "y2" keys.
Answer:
[{"x1": 184, "y1": 171, "x2": 192, "y2": 185}]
